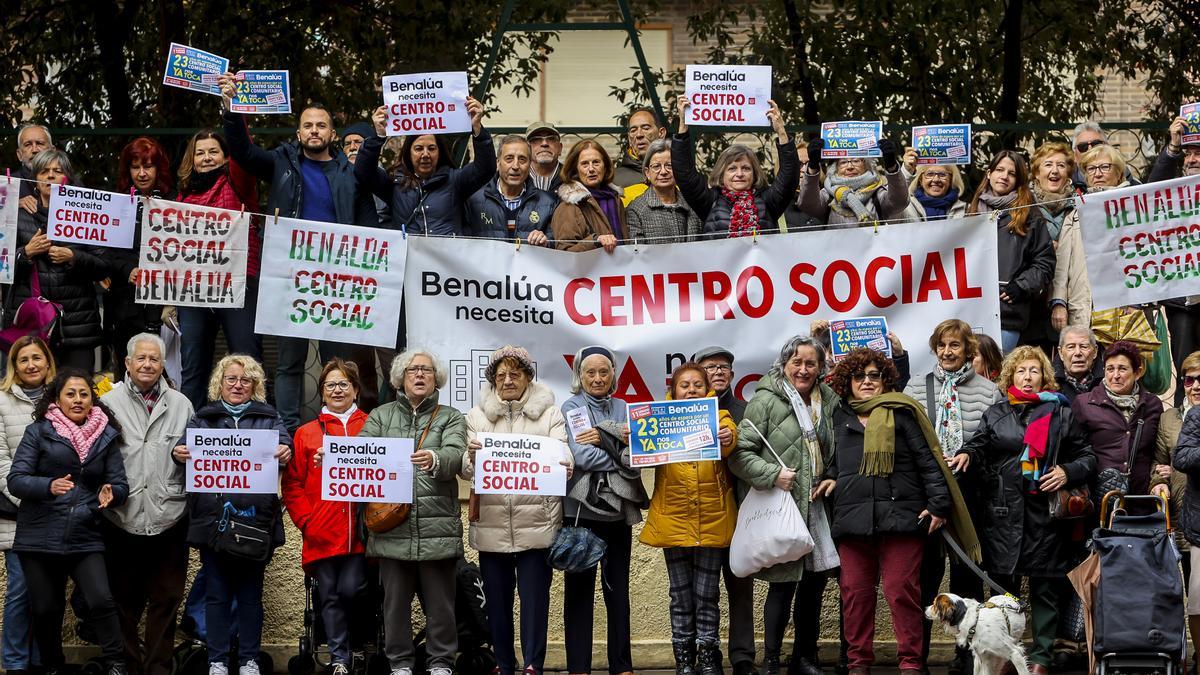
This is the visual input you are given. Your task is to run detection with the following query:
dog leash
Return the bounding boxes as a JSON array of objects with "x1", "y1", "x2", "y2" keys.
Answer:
[{"x1": 939, "y1": 529, "x2": 1030, "y2": 611}]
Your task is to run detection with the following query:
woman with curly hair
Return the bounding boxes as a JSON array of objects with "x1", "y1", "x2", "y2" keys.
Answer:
[{"x1": 823, "y1": 348, "x2": 977, "y2": 675}]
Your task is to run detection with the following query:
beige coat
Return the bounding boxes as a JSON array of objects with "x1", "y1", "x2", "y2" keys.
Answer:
[
  {"x1": 462, "y1": 380, "x2": 571, "y2": 552},
  {"x1": 551, "y1": 181, "x2": 625, "y2": 252},
  {"x1": 1052, "y1": 209, "x2": 1092, "y2": 329},
  {"x1": 0, "y1": 386, "x2": 36, "y2": 550}
]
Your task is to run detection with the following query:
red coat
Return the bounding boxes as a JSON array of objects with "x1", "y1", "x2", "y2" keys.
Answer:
[
  {"x1": 282, "y1": 409, "x2": 369, "y2": 570},
  {"x1": 177, "y1": 157, "x2": 263, "y2": 277}
]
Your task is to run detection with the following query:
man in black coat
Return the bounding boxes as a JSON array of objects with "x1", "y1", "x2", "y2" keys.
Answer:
[
  {"x1": 10, "y1": 124, "x2": 53, "y2": 198},
  {"x1": 1053, "y1": 325, "x2": 1103, "y2": 402}
]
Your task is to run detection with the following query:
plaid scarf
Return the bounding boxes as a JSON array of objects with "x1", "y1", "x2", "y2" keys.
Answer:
[
  {"x1": 1006, "y1": 386, "x2": 1068, "y2": 490},
  {"x1": 720, "y1": 187, "x2": 759, "y2": 237},
  {"x1": 126, "y1": 374, "x2": 162, "y2": 416}
]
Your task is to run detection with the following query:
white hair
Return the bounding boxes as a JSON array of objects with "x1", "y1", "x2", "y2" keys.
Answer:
[
  {"x1": 389, "y1": 349, "x2": 449, "y2": 392},
  {"x1": 125, "y1": 332, "x2": 166, "y2": 359},
  {"x1": 1071, "y1": 121, "x2": 1105, "y2": 146},
  {"x1": 1058, "y1": 324, "x2": 1097, "y2": 349}
]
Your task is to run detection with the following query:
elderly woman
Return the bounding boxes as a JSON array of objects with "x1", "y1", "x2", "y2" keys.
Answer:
[
  {"x1": 0, "y1": 336, "x2": 54, "y2": 675},
  {"x1": 625, "y1": 139, "x2": 703, "y2": 244},
  {"x1": 903, "y1": 165, "x2": 967, "y2": 222},
  {"x1": 8, "y1": 368, "x2": 128, "y2": 675},
  {"x1": 640, "y1": 364, "x2": 739, "y2": 675},
  {"x1": 902, "y1": 320, "x2": 1001, "y2": 673},
  {"x1": 1052, "y1": 144, "x2": 1129, "y2": 332},
  {"x1": 956, "y1": 346, "x2": 1095, "y2": 675},
  {"x1": 6, "y1": 150, "x2": 109, "y2": 370},
  {"x1": 461, "y1": 346, "x2": 569, "y2": 675},
  {"x1": 361, "y1": 350, "x2": 466, "y2": 675},
  {"x1": 552, "y1": 140, "x2": 626, "y2": 253},
  {"x1": 1072, "y1": 340, "x2": 1162, "y2": 501},
  {"x1": 173, "y1": 355, "x2": 292, "y2": 675},
  {"x1": 968, "y1": 151, "x2": 1054, "y2": 353},
  {"x1": 671, "y1": 98, "x2": 798, "y2": 238},
  {"x1": 560, "y1": 346, "x2": 647, "y2": 675},
  {"x1": 1168, "y1": 353, "x2": 1200, "y2": 667},
  {"x1": 1030, "y1": 142, "x2": 1076, "y2": 242},
  {"x1": 281, "y1": 359, "x2": 369, "y2": 675},
  {"x1": 729, "y1": 335, "x2": 838, "y2": 675},
  {"x1": 797, "y1": 137, "x2": 908, "y2": 228},
  {"x1": 824, "y1": 348, "x2": 962, "y2": 675}
]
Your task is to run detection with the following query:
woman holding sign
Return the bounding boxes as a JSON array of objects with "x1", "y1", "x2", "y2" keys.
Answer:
[
  {"x1": 8, "y1": 368, "x2": 129, "y2": 675},
  {"x1": 361, "y1": 350, "x2": 466, "y2": 675},
  {"x1": 903, "y1": 165, "x2": 967, "y2": 222},
  {"x1": 281, "y1": 359, "x2": 369, "y2": 675},
  {"x1": 639, "y1": 363, "x2": 739, "y2": 675},
  {"x1": 174, "y1": 355, "x2": 291, "y2": 675},
  {"x1": 461, "y1": 346, "x2": 570, "y2": 675},
  {"x1": 728, "y1": 335, "x2": 839, "y2": 675},
  {"x1": 797, "y1": 136, "x2": 908, "y2": 228},
  {"x1": 671, "y1": 97, "x2": 798, "y2": 238}
]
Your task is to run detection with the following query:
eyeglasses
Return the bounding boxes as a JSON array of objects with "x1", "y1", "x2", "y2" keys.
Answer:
[
  {"x1": 1085, "y1": 163, "x2": 1114, "y2": 174},
  {"x1": 222, "y1": 376, "x2": 254, "y2": 386},
  {"x1": 923, "y1": 171, "x2": 950, "y2": 180},
  {"x1": 323, "y1": 381, "x2": 352, "y2": 392},
  {"x1": 1075, "y1": 139, "x2": 1106, "y2": 153},
  {"x1": 405, "y1": 366, "x2": 434, "y2": 375},
  {"x1": 1183, "y1": 375, "x2": 1200, "y2": 388},
  {"x1": 647, "y1": 163, "x2": 670, "y2": 173},
  {"x1": 852, "y1": 371, "x2": 883, "y2": 383},
  {"x1": 703, "y1": 364, "x2": 732, "y2": 374}
]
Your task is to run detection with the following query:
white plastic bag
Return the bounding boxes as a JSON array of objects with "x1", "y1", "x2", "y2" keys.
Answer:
[{"x1": 729, "y1": 486, "x2": 814, "y2": 577}]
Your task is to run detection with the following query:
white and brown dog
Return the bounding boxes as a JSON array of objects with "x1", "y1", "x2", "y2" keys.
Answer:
[{"x1": 926, "y1": 593, "x2": 1030, "y2": 675}]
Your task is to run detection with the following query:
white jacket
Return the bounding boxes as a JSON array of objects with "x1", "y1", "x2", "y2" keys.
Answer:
[
  {"x1": 462, "y1": 381, "x2": 570, "y2": 553},
  {"x1": 100, "y1": 379, "x2": 194, "y2": 536},
  {"x1": 1052, "y1": 210, "x2": 1093, "y2": 329},
  {"x1": 0, "y1": 385, "x2": 37, "y2": 550}
]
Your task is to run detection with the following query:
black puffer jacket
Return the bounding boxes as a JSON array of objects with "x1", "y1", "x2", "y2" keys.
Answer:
[
  {"x1": 105, "y1": 199, "x2": 164, "y2": 336},
  {"x1": 960, "y1": 400, "x2": 1095, "y2": 576},
  {"x1": 826, "y1": 402, "x2": 950, "y2": 539},
  {"x1": 8, "y1": 419, "x2": 128, "y2": 555},
  {"x1": 184, "y1": 401, "x2": 292, "y2": 552},
  {"x1": 996, "y1": 211, "x2": 1055, "y2": 333},
  {"x1": 1171, "y1": 408, "x2": 1200, "y2": 546},
  {"x1": 7, "y1": 207, "x2": 110, "y2": 350}
]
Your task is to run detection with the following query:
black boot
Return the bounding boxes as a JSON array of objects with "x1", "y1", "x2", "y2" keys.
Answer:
[
  {"x1": 697, "y1": 643, "x2": 724, "y2": 675},
  {"x1": 759, "y1": 650, "x2": 780, "y2": 675},
  {"x1": 108, "y1": 663, "x2": 129, "y2": 675},
  {"x1": 948, "y1": 646, "x2": 973, "y2": 675},
  {"x1": 790, "y1": 656, "x2": 824, "y2": 675},
  {"x1": 674, "y1": 640, "x2": 698, "y2": 675}
]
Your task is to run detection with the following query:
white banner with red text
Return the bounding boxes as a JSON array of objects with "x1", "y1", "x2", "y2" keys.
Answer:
[
  {"x1": 136, "y1": 198, "x2": 249, "y2": 308},
  {"x1": 404, "y1": 216, "x2": 1000, "y2": 406}
]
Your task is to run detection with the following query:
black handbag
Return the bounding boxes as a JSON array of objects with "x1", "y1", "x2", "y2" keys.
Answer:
[
  {"x1": 0, "y1": 492, "x2": 17, "y2": 520},
  {"x1": 1095, "y1": 418, "x2": 1145, "y2": 498},
  {"x1": 210, "y1": 501, "x2": 273, "y2": 562}
]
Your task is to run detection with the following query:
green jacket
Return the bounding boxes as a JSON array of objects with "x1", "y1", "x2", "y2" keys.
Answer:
[
  {"x1": 362, "y1": 392, "x2": 466, "y2": 561},
  {"x1": 729, "y1": 374, "x2": 838, "y2": 582}
]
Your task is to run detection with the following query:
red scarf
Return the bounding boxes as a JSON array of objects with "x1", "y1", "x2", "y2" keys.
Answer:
[
  {"x1": 1006, "y1": 386, "x2": 1068, "y2": 488},
  {"x1": 720, "y1": 187, "x2": 758, "y2": 237}
]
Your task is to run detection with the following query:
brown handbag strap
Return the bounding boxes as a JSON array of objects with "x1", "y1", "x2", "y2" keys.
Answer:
[{"x1": 416, "y1": 406, "x2": 439, "y2": 451}]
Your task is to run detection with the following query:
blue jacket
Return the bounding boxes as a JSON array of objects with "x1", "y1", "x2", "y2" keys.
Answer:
[
  {"x1": 465, "y1": 177, "x2": 558, "y2": 242},
  {"x1": 561, "y1": 392, "x2": 629, "y2": 520},
  {"x1": 9, "y1": 420, "x2": 128, "y2": 555},
  {"x1": 355, "y1": 130, "x2": 496, "y2": 235},
  {"x1": 222, "y1": 111, "x2": 378, "y2": 226}
]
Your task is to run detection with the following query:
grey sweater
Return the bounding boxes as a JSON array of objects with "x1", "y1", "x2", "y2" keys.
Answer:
[{"x1": 904, "y1": 368, "x2": 1003, "y2": 440}]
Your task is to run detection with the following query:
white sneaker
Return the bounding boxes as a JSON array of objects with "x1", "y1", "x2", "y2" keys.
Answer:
[
  {"x1": 389, "y1": 669, "x2": 413, "y2": 675},
  {"x1": 332, "y1": 665, "x2": 349, "y2": 675},
  {"x1": 429, "y1": 668, "x2": 453, "y2": 675},
  {"x1": 209, "y1": 664, "x2": 229, "y2": 675},
  {"x1": 239, "y1": 662, "x2": 261, "y2": 675}
]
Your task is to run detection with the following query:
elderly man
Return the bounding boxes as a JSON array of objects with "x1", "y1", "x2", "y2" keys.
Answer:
[
  {"x1": 465, "y1": 135, "x2": 557, "y2": 246},
  {"x1": 615, "y1": 108, "x2": 667, "y2": 206},
  {"x1": 526, "y1": 121, "x2": 564, "y2": 193},
  {"x1": 1070, "y1": 121, "x2": 1141, "y2": 190},
  {"x1": 1053, "y1": 325, "x2": 1103, "y2": 402},
  {"x1": 100, "y1": 333, "x2": 195, "y2": 675},
  {"x1": 12, "y1": 123, "x2": 53, "y2": 198}
]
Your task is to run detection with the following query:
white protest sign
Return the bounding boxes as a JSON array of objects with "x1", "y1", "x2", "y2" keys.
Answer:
[
  {"x1": 565, "y1": 407, "x2": 591, "y2": 439},
  {"x1": 186, "y1": 428, "x2": 279, "y2": 494},
  {"x1": 136, "y1": 198, "x2": 249, "y2": 308},
  {"x1": 381, "y1": 71, "x2": 472, "y2": 136},
  {"x1": 47, "y1": 185, "x2": 137, "y2": 249},
  {"x1": 255, "y1": 217, "x2": 407, "y2": 348},
  {"x1": 1078, "y1": 174, "x2": 1200, "y2": 310},
  {"x1": 321, "y1": 437, "x2": 414, "y2": 503},
  {"x1": 405, "y1": 215, "x2": 1000, "y2": 406},
  {"x1": 684, "y1": 65, "x2": 772, "y2": 127},
  {"x1": 473, "y1": 432, "x2": 568, "y2": 496},
  {"x1": 0, "y1": 179, "x2": 18, "y2": 283}
]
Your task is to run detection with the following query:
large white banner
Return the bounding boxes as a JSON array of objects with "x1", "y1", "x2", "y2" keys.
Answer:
[
  {"x1": 136, "y1": 198, "x2": 249, "y2": 308},
  {"x1": 405, "y1": 216, "x2": 1000, "y2": 407},
  {"x1": 1079, "y1": 174, "x2": 1200, "y2": 310},
  {"x1": 256, "y1": 217, "x2": 406, "y2": 348},
  {"x1": 0, "y1": 179, "x2": 19, "y2": 283}
]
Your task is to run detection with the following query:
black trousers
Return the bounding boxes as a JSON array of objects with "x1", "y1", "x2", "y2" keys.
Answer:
[
  {"x1": 563, "y1": 518, "x2": 633, "y2": 674},
  {"x1": 103, "y1": 521, "x2": 189, "y2": 675},
  {"x1": 20, "y1": 551, "x2": 124, "y2": 667},
  {"x1": 310, "y1": 554, "x2": 368, "y2": 666},
  {"x1": 764, "y1": 570, "x2": 847, "y2": 665},
  {"x1": 721, "y1": 549, "x2": 756, "y2": 666},
  {"x1": 919, "y1": 535, "x2": 983, "y2": 663}
]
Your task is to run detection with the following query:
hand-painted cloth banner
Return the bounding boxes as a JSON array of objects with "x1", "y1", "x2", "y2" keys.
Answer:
[
  {"x1": 256, "y1": 217, "x2": 406, "y2": 348},
  {"x1": 405, "y1": 215, "x2": 1000, "y2": 406},
  {"x1": 136, "y1": 198, "x2": 249, "y2": 308}
]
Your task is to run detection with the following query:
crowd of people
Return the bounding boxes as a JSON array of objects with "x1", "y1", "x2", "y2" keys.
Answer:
[{"x1": 3, "y1": 68, "x2": 1200, "y2": 675}]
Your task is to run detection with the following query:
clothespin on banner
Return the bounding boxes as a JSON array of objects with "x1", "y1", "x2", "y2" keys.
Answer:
[
  {"x1": 872, "y1": 219, "x2": 880, "y2": 235},
  {"x1": 130, "y1": 188, "x2": 136, "y2": 204},
  {"x1": 401, "y1": 224, "x2": 407, "y2": 240},
  {"x1": 5, "y1": 168, "x2": 9, "y2": 183},
  {"x1": 273, "y1": 208, "x2": 280, "y2": 226},
  {"x1": 514, "y1": 236, "x2": 521, "y2": 252},
  {"x1": 752, "y1": 227, "x2": 759, "y2": 243},
  {"x1": 59, "y1": 176, "x2": 66, "y2": 186}
]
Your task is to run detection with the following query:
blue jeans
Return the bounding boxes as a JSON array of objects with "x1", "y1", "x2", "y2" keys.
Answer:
[
  {"x1": 1001, "y1": 329, "x2": 1021, "y2": 354},
  {"x1": 3, "y1": 551, "x2": 39, "y2": 669},
  {"x1": 179, "y1": 282, "x2": 264, "y2": 411},
  {"x1": 201, "y1": 550, "x2": 263, "y2": 666}
]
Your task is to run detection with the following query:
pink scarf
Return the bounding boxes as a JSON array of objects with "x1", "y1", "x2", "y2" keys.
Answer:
[{"x1": 46, "y1": 404, "x2": 109, "y2": 463}]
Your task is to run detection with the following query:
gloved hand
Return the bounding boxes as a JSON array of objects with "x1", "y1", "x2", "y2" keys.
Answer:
[
  {"x1": 878, "y1": 138, "x2": 898, "y2": 171},
  {"x1": 807, "y1": 137, "x2": 825, "y2": 172}
]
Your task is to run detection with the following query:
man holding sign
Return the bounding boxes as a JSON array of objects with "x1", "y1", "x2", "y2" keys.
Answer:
[{"x1": 1147, "y1": 112, "x2": 1200, "y2": 184}]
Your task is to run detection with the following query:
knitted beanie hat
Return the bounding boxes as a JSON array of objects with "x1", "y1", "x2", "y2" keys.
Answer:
[{"x1": 485, "y1": 345, "x2": 535, "y2": 384}]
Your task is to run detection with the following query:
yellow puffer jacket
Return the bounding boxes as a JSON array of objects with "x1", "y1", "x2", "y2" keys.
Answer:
[{"x1": 639, "y1": 396, "x2": 739, "y2": 548}]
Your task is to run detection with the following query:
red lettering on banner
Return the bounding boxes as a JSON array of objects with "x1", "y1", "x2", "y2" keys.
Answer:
[
  {"x1": 564, "y1": 278, "x2": 595, "y2": 325},
  {"x1": 954, "y1": 248, "x2": 983, "y2": 298},
  {"x1": 789, "y1": 263, "x2": 819, "y2": 315},
  {"x1": 701, "y1": 271, "x2": 734, "y2": 320},
  {"x1": 666, "y1": 273, "x2": 698, "y2": 322},
  {"x1": 823, "y1": 260, "x2": 861, "y2": 312},
  {"x1": 733, "y1": 374, "x2": 762, "y2": 401},
  {"x1": 631, "y1": 275, "x2": 666, "y2": 324},
  {"x1": 865, "y1": 257, "x2": 897, "y2": 307},
  {"x1": 916, "y1": 252, "x2": 951, "y2": 302},
  {"x1": 901, "y1": 254, "x2": 914, "y2": 304},
  {"x1": 599, "y1": 276, "x2": 627, "y2": 326},
  {"x1": 735, "y1": 266, "x2": 772, "y2": 318}
]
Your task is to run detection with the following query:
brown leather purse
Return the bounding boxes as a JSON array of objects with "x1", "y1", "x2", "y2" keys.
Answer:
[{"x1": 363, "y1": 407, "x2": 439, "y2": 533}]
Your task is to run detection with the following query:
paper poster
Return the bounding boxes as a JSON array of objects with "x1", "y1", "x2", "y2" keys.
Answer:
[
  {"x1": 381, "y1": 71, "x2": 472, "y2": 136},
  {"x1": 186, "y1": 428, "x2": 279, "y2": 494},
  {"x1": 136, "y1": 198, "x2": 249, "y2": 308},
  {"x1": 473, "y1": 433, "x2": 568, "y2": 496},
  {"x1": 162, "y1": 43, "x2": 229, "y2": 96},
  {"x1": 912, "y1": 124, "x2": 972, "y2": 166},
  {"x1": 683, "y1": 65, "x2": 772, "y2": 127},
  {"x1": 0, "y1": 179, "x2": 18, "y2": 283},
  {"x1": 565, "y1": 407, "x2": 591, "y2": 439},
  {"x1": 230, "y1": 70, "x2": 292, "y2": 114},
  {"x1": 321, "y1": 437, "x2": 414, "y2": 503},
  {"x1": 829, "y1": 316, "x2": 892, "y2": 361},
  {"x1": 628, "y1": 396, "x2": 720, "y2": 466},
  {"x1": 256, "y1": 217, "x2": 406, "y2": 348},
  {"x1": 820, "y1": 121, "x2": 883, "y2": 159},
  {"x1": 47, "y1": 185, "x2": 137, "y2": 249},
  {"x1": 1182, "y1": 103, "x2": 1200, "y2": 146}
]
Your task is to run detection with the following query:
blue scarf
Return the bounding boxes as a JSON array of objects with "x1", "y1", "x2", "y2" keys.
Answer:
[
  {"x1": 221, "y1": 400, "x2": 252, "y2": 420},
  {"x1": 915, "y1": 187, "x2": 960, "y2": 221}
]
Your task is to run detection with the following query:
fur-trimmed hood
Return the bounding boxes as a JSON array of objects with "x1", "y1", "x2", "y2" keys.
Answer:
[
  {"x1": 556, "y1": 181, "x2": 624, "y2": 205},
  {"x1": 478, "y1": 379, "x2": 556, "y2": 422}
]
